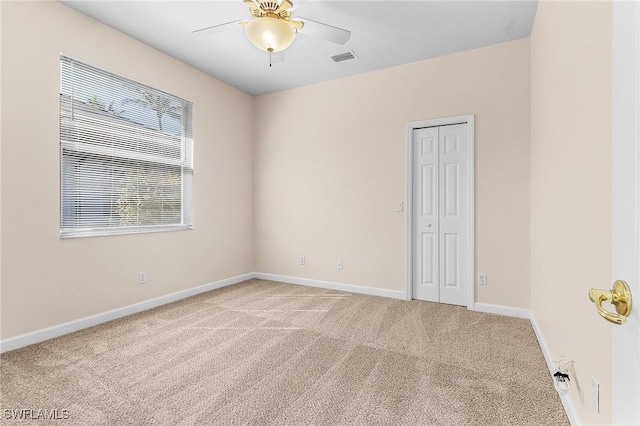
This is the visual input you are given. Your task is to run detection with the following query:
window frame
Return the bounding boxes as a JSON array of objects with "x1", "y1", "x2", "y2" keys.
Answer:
[{"x1": 59, "y1": 55, "x2": 194, "y2": 239}]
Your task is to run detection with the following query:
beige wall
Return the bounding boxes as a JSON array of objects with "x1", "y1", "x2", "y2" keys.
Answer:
[
  {"x1": 530, "y1": 1, "x2": 612, "y2": 424},
  {"x1": 1, "y1": 4, "x2": 617, "y2": 423},
  {"x1": 0, "y1": 1, "x2": 254, "y2": 339},
  {"x1": 1, "y1": 4, "x2": 533, "y2": 344},
  {"x1": 0, "y1": 5, "x2": 620, "y2": 422},
  {"x1": 254, "y1": 39, "x2": 531, "y2": 307}
]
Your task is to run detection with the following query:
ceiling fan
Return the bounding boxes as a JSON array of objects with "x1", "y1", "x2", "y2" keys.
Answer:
[{"x1": 192, "y1": 0, "x2": 351, "y2": 64}]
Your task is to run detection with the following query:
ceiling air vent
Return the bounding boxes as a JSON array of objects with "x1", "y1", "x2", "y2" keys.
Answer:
[{"x1": 331, "y1": 51, "x2": 358, "y2": 63}]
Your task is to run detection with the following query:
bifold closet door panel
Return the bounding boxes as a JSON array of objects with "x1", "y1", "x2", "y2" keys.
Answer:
[
  {"x1": 438, "y1": 124, "x2": 468, "y2": 306},
  {"x1": 412, "y1": 123, "x2": 468, "y2": 306},
  {"x1": 413, "y1": 126, "x2": 439, "y2": 303}
]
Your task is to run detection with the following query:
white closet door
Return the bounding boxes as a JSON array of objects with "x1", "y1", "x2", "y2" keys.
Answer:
[
  {"x1": 438, "y1": 124, "x2": 468, "y2": 306},
  {"x1": 413, "y1": 127, "x2": 439, "y2": 302},
  {"x1": 413, "y1": 124, "x2": 468, "y2": 306}
]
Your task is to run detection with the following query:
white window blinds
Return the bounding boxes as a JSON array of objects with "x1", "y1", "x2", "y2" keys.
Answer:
[{"x1": 60, "y1": 55, "x2": 193, "y2": 238}]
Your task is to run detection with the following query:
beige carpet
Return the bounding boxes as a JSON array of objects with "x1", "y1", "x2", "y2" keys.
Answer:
[{"x1": 0, "y1": 279, "x2": 568, "y2": 425}]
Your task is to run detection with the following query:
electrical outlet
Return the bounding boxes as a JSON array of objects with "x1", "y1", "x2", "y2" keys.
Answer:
[
  {"x1": 478, "y1": 273, "x2": 488, "y2": 285},
  {"x1": 300, "y1": 256, "x2": 305, "y2": 266},
  {"x1": 337, "y1": 260, "x2": 343, "y2": 270},
  {"x1": 592, "y1": 376, "x2": 600, "y2": 413},
  {"x1": 395, "y1": 202, "x2": 404, "y2": 212},
  {"x1": 139, "y1": 272, "x2": 147, "y2": 284}
]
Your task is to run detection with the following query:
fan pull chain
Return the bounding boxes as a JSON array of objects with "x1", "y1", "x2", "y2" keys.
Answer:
[{"x1": 268, "y1": 48, "x2": 273, "y2": 67}]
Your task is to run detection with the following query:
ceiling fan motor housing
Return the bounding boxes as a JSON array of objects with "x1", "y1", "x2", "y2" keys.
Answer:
[
  {"x1": 259, "y1": 2, "x2": 280, "y2": 11},
  {"x1": 250, "y1": 0, "x2": 292, "y2": 19}
]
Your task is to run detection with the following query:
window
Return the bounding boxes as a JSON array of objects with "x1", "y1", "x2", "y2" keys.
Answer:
[{"x1": 60, "y1": 56, "x2": 193, "y2": 238}]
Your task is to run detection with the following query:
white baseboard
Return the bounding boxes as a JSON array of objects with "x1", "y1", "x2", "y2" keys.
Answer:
[
  {"x1": 0, "y1": 271, "x2": 581, "y2": 425},
  {"x1": 253, "y1": 273, "x2": 407, "y2": 300},
  {"x1": 529, "y1": 312, "x2": 580, "y2": 426},
  {"x1": 474, "y1": 303, "x2": 578, "y2": 424},
  {"x1": 0, "y1": 270, "x2": 579, "y2": 426},
  {"x1": 0, "y1": 273, "x2": 253, "y2": 354},
  {"x1": 1, "y1": 272, "x2": 408, "y2": 354},
  {"x1": 473, "y1": 302, "x2": 531, "y2": 319}
]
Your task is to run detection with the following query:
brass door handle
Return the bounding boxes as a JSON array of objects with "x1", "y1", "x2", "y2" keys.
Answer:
[{"x1": 588, "y1": 280, "x2": 632, "y2": 325}]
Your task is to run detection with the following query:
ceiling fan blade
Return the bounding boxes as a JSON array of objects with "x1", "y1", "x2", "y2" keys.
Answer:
[
  {"x1": 274, "y1": 0, "x2": 293, "y2": 14},
  {"x1": 289, "y1": 0, "x2": 308, "y2": 12},
  {"x1": 192, "y1": 20, "x2": 245, "y2": 36},
  {"x1": 297, "y1": 17, "x2": 351, "y2": 45},
  {"x1": 242, "y1": 0, "x2": 261, "y2": 14},
  {"x1": 243, "y1": 0, "x2": 258, "y2": 8}
]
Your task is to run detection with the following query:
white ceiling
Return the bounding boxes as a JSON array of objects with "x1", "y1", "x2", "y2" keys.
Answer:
[{"x1": 61, "y1": 0, "x2": 538, "y2": 96}]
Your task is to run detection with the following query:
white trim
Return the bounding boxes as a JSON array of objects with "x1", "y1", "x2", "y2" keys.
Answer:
[
  {"x1": 0, "y1": 273, "x2": 253, "y2": 354},
  {"x1": 253, "y1": 273, "x2": 407, "y2": 300},
  {"x1": 473, "y1": 302, "x2": 530, "y2": 319},
  {"x1": 473, "y1": 307, "x2": 581, "y2": 424},
  {"x1": 405, "y1": 114, "x2": 475, "y2": 309},
  {"x1": 529, "y1": 312, "x2": 580, "y2": 426},
  {"x1": 612, "y1": 1, "x2": 640, "y2": 424},
  {"x1": 1, "y1": 269, "x2": 579, "y2": 426},
  {"x1": 470, "y1": 296, "x2": 578, "y2": 426},
  {"x1": 0, "y1": 272, "x2": 409, "y2": 353}
]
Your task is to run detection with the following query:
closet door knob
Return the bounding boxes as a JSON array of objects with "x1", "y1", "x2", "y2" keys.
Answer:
[{"x1": 588, "y1": 280, "x2": 632, "y2": 325}]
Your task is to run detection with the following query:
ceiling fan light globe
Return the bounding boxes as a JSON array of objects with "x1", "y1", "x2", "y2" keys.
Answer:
[{"x1": 245, "y1": 17, "x2": 296, "y2": 53}]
